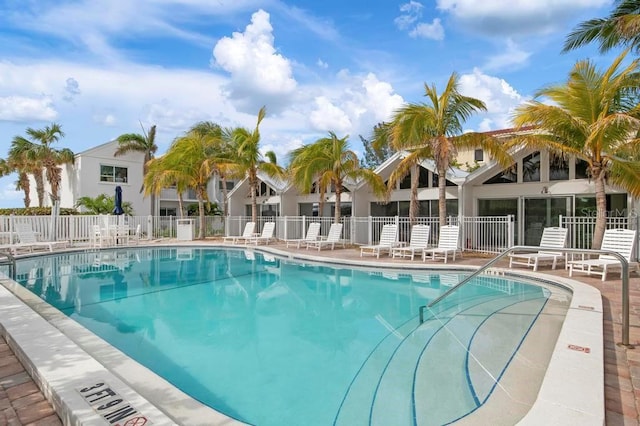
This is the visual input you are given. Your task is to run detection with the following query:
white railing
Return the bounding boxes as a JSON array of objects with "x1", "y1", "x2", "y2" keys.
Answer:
[{"x1": 560, "y1": 215, "x2": 639, "y2": 258}]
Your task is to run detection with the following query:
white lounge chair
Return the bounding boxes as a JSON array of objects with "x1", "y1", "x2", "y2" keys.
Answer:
[
  {"x1": 286, "y1": 222, "x2": 321, "y2": 248},
  {"x1": 568, "y1": 228, "x2": 637, "y2": 281},
  {"x1": 392, "y1": 225, "x2": 431, "y2": 260},
  {"x1": 306, "y1": 223, "x2": 344, "y2": 251},
  {"x1": 223, "y1": 222, "x2": 256, "y2": 244},
  {"x1": 91, "y1": 224, "x2": 113, "y2": 248},
  {"x1": 423, "y1": 225, "x2": 461, "y2": 263},
  {"x1": 249, "y1": 222, "x2": 276, "y2": 245},
  {"x1": 13, "y1": 223, "x2": 68, "y2": 254},
  {"x1": 508, "y1": 227, "x2": 568, "y2": 271},
  {"x1": 361, "y1": 224, "x2": 399, "y2": 258}
]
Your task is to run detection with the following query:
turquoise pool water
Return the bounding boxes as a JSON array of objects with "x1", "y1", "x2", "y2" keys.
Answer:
[{"x1": 13, "y1": 247, "x2": 567, "y2": 425}]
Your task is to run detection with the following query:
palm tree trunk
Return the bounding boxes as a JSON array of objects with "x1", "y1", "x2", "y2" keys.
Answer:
[
  {"x1": 34, "y1": 170, "x2": 45, "y2": 207},
  {"x1": 178, "y1": 193, "x2": 184, "y2": 218},
  {"x1": 18, "y1": 172, "x2": 31, "y2": 208},
  {"x1": 592, "y1": 175, "x2": 607, "y2": 250},
  {"x1": 334, "y1": 182, "x2": 341, "y2": 224},
  {"x1": 410, "y1": 164, "x2": 419, "y2": 224},
  {"x1": 197, "y1": 192, "x2": 206, "y2": 240},
  {"x1": 438, "y1": 167, "x2": 447, "y2": 227},
  {"x1": 250, "y1": 174, "x2": 258, "y2": 224},
  {"x1": 150, "y1": 193, "x2": 156, "y2": 216},
  {"x1": 221, "y1": 177, "x2": 229, "y2": 217},
  {"x1": 319, "y1": 184, "x2": 326, "y2": 218}
]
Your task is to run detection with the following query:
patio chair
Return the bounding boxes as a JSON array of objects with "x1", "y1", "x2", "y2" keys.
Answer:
[
  {"x1": 422, "y1": 225, "x2": 461, "y2": 263},
  {"x1": 286, "y1": 222, "x2": 321, "y2": 248},
  {"x1": 223, "y1": 222, "x2": 256, "y2": 244},
  {"x1": 391, "y1": 225, "x2": 431, "y2": 260},
  {"x1": 91, "y1": 224, "x2": 113, "y2": 248},
  {"x1": 306, "y1": 223, "x2": 344, "y2": 251},
  {"x1": 249, "y1": 222, "x2": 276, "y2": 245},
  {"x1": 361, "y1": 224, "x2": 399, "y2": 258},
  {"x1": 568, "y1": 228, "x2": 637, "y2": 281},
  {"x1": 13, "y1": 223, "x2": 68, "y2": 254},
  {"x1": 508, "y1": 227, "x2": 568, "y2": 271}
]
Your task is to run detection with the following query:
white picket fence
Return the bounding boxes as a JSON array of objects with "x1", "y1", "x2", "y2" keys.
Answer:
[{"x1": 1, "y1": 213, "x2": 635, "y2": 256}]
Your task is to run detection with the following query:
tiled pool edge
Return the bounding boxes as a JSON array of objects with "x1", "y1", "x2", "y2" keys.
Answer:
[{"x1": 0, "y1": 245, "x2": 604, "y2": 425}]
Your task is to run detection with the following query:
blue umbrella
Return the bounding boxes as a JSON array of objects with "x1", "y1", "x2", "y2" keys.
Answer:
[{"x1": 113, "y1": 186, "x2": 124, "y2": 215}]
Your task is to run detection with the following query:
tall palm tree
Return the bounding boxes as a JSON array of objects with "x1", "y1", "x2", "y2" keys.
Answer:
[
  {"x1": 8, "y1": 137, "x2": 45, "y2": 206},
  {"x1": 115, "y1": 123, "x2": 158, "y2": 214},
  {"x1": 17, "y1": 123, "x2": 73, "y2": 204},
  {"x1": 230, "y1": 106, "x2": 285, "y2": 224},
  {"x1": 289, "y1": 132, "x2": 386, "y2": 224},
  {"x1": 513, "y1": 51, "x2": 640, "y2": 249},
  {"x1": 144, "y1": 156, "x2": 191, "y2": 219},
  {"x1": 188, "y1": 121, "x2": 240, "y2": 217},
  {"x1": 155, "y1": 132, "x2": 221, "y2": 239},
  {"x1": 375, "y1": 73, "x2": 511, "y2": 226},
  {"x1": 564, "y1": 0, "x2": 640, "y2": 53}
]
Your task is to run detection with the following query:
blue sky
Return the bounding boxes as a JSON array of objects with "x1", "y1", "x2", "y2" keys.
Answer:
[{"x1": 0, "y1": 0, "x2": 619, "y2": 207}]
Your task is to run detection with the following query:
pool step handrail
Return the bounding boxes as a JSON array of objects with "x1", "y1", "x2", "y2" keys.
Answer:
[
  {"x1": 0, "y1": 250, "x2": 16, "y2": 280},
  {"x1": 419, "y1": 245, "x2": 632, "y2": 347}
]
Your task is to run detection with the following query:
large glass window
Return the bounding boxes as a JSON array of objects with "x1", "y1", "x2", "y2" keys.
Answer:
[
  {"x1": 478, "y1": 198, "x2": 518, "y2": 217},
  {"x1": 371, "y1": 202, "x2": 398, "y2": 216},
  {"x1": 575, "y1": 159, "x2": 589, "y2": 179},
  {"x1": 418, "y1": 167, "x2": 429, "y2": 188},
  {"x1": 160, "y1": 208, "x2": 176, "y2": 216},
  {"x1": 522, "y1": 152, "x2": 541, "y2": 182},
  {"x1": 549, "y1": 153, "x2": 569, "y2": 181},
  {"x1": 100, "y1": 165, "x2": 128, "y2": 183},
  {"x1": 399, "y1": 173, "x2": 411, "y2": 189},
  {"x1": 484, "y1": 164, "x2": 517, "y2": 184},
  {"x1": 575, "y1": 194, "x2": 628, "y2": 217}
]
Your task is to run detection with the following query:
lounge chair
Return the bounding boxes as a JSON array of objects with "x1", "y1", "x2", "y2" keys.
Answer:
[
  {"x1": 568, "y1": 228, "x2": 637, "y2": 281},
  {"x1": 13, "y1": 223, "x2": 68, "y2": 254},
  {"x1": 361, "y1": 224, "x2": 399, "y2": 258},
  {"x1": 286, "y1": 222, "x2": 321, "y2": 248},
  {"x1": 249, "y1": 222, "x2": 276, "y2": 245},
  {"x1": 392, "y1": 225, "x2": 431, "y2": 260},
  {"x1": 223, "y1": 222, "x2": 256, "y2": 244},
  {"x1": 422, "y1": 225, "x2": 461, "y2": 263},
  {"x1": 306, "y1": 223, "x2": 344, "y2": 251},
  {"x1": 508, "y1": 227, "x2": 568, "y2": 271},
  {"x1": 91, "y1": 224, "x2": 113, "y2": 248}
]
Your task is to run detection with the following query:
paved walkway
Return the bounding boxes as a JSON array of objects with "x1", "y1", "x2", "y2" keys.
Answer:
[{"x1": 0, "y1": 241, "x2": 639, "y2": 425}]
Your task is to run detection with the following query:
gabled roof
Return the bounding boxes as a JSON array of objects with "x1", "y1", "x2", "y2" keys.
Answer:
[
  {"x1": 75, "y1": 139, "x2": 119, "y2": 157},
  {"x1": 226, "y1": 171, "x2": 288, "y2": 198}
]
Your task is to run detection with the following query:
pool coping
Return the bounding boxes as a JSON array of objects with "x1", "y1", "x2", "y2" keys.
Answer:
[{"x1": 0, "y1": 244, "x2": 604, "y2": 425}]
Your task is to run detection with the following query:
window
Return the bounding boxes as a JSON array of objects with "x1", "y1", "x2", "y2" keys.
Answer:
[
  {"x1": 522, "y1": 152, "x2": 541, "y2": 182},
  {"x1": 575, "y1": 159, "x2": 589, "y2": 179},
  {"x1": 218, "y1": 181, "x2": 235, "y2": 191},
  {"x1": 100, "y1": 165, "x2": 128, "y2": 183},
  {"x1": 549, "y1": 153, "x2": 569, "y2": 181},
  {"x1": 418, "y1": 167, "x2": 429, "y2": 188},
  {"x1": 484, "y1": 164, "x2": 517, "y2": 184},
  {"x1": 399, "y1": 173, "x2": 411, "y2": 189},
  {"x1": 474, "y1": 149, "x2": 484, "y2": 162},
  {"x1": 160, "y1": 208, "x2": 176, "y2": 216}
]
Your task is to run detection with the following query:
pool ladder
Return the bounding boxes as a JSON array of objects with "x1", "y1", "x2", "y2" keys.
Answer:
[{"x1": 418, "y1": 245, "x2": 633, "y2": 347}]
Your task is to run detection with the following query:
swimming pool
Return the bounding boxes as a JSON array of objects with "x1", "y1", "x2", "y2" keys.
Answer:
[{"x1": 11, "y1": 247, "x2": 571, "y2": 425}]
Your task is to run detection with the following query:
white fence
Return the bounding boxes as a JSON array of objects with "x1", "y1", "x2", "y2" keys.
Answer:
[{"x1": 2, "y1": 213, "x2": 634, "y2": 256}]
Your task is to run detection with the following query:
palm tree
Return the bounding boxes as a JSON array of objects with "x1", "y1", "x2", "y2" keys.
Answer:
[
  {"x1": 75, "y1": 194, "x2": 134, "y2": 215},
  {"x1": 155, "y1": 132, "x2": 220, "y2": 239},
  {"x1": 188, "y1": 121, "x2": 240, "y2": 217},
  {"x1": 564, "y1": 0, "x2": 640, "y2": 53},
  {"x1": 8, "y1": 137, "x2": 44, "y2": 206},
  {"x1": 230, "y1": 106, "x2": 285, "y2": 224},
  {"x1": 375, "y1": 73, "x2": 511, "y2": 226},
  {"x1": 289, "y1": 132, "x2": 386, "y2": 223},
  {"x1": 513, "y1": 51, "x2": 640, "y2": 249},
  {"x1": 115, "y1": 123, "x2": 158, "y2": 214},
  {"x1": 144, "y1": 156, "x2": 191, "y2": 219},
  {"x1": 15, "y1": 123, "x2": 73, "y2": 205}
]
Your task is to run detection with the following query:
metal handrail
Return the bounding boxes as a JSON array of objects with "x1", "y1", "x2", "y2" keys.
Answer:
[
  {"x1": 0, "y1": 250, "x2": 16, "y2": 280},
  {"x1": 419, "y1": 246, "x2": 633, "y2": 347}
]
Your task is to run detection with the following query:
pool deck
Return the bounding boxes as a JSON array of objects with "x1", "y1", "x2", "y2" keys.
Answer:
[{"x1": 1, "y1": 240, "x2": 639, "y2": 425}]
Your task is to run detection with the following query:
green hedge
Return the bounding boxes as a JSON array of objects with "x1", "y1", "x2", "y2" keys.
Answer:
[{"x1": 0, "y1": 207, "x2": 79, "y2": 216}]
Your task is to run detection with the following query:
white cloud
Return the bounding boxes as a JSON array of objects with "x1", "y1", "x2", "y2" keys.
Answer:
[
  {"x1": 396, "y1": 2, "x2": 445, "y2": 40},
  {"x1": 212, "y1": 9, "x2": 297, "y2": 113},
  {"x1": 394, "y1": 1, "x2": 424, "y2": 30},
  {"x1": 0, "y1": 176, "x2": 24, "y2": 208},
  {"x1": 93, "y1": 112, "x2": 117, "y2": 126},
  {"x1": 317, "y1": 59, "x2": 328, "y2": 69},
  {"x1": 143, "y1": 100, "x2": 210, "y2": 132},
  {"x1": 459, "y1": 68, "x2": 524, "y2": 129},
  {"x1": 310, "y1": 96, "x2": 352, "y2": 134},
  {"x1": 483, "y1": 39, "x2": 531, "y2": 71},
  {"x1": 436, "y1": 0, "x2": 610, "y2": 36},
  {"x1": 409, "y1": 19, "x2": 445, "y2": 40},
  {"x1": 0, "y1": 95, "x2": 58, "y2": 122},
  {"x1": 63, "y1": 77, "x2": 81, "y2": 102}
]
